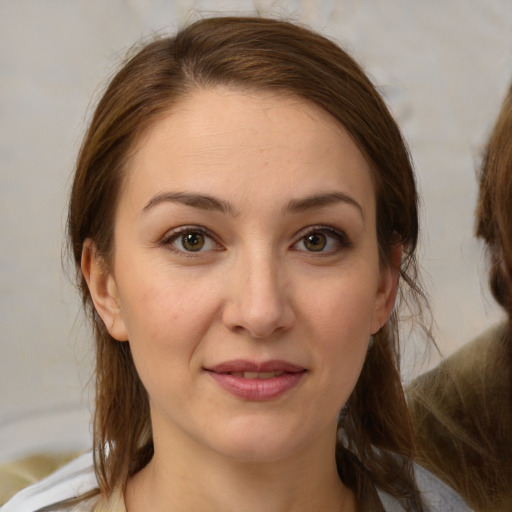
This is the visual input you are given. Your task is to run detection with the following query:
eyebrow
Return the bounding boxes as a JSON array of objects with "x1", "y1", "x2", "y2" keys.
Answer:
[
  {"x1": 142, "y1": 190, "x2": 364, "y2": 220},
  {"x1": 285, "y1": 192, "x2": 364, "y2": 220},
  {"x1": 142, "y1": 192, "x2": 236, "y2": 215}
]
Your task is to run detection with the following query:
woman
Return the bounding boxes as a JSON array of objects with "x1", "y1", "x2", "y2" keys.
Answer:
[
  {"x1": 3, "y1": 16, "x2": 468, "y2": 512},
  {"x1": 408, "y1": 84, "x2": 512, "y2": 511}
]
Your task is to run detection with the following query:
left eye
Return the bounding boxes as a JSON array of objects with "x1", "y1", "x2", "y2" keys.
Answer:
[
  {"x1": 302, "y1": 232, "x2": 328, "y2": 252},
  {"x1": 294, "y1": 229, "x2": 348, "y2": 253}
]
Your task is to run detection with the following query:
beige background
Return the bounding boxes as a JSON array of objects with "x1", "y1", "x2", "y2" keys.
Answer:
[{"x1": 0, "y1": 0, "x2": 509, "y2": 460}]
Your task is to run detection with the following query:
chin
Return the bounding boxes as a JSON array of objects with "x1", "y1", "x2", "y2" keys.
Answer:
[
  {"x1": 207, "y1": 419, "x2": 315, "y2": 464},
  {"x1": 215, "y1": 439, "x2": 299, "y2": 464}
]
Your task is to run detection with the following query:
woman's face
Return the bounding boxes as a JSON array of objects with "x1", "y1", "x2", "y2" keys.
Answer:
[{"x1": 85, "y1": 87, "x2": 398, "y2": 463}]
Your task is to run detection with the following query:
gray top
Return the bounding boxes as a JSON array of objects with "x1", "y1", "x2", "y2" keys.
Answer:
[{"x1": 1, "y1": 452, "x2": 472, "y2": 511}]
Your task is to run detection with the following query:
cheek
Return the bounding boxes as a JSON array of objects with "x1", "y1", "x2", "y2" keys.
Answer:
[
  {"x1": 118, "y1": 283, "x2": 219, "y2": 409},
  {"x1": 316, "y1": 306, "x2": 371, "y2": 388},
  {"x1": 304, "y1": 274, "x2": 378, "y2": 344},
  {"x1": 116, "y1": 267, "x2": 222, "y2": 379},
  {"x1": 301, "y1": 275, "x2": 376, "y2": 392},
  {"x1": 119, "y1": 262, "x2": 219, "y2": 334}
]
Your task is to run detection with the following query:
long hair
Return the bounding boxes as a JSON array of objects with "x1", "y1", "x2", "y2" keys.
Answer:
[
  {"x1": 67, "y1": 16, "x2": 426, "y2": 509},
  {"x1": 476, "y1": 84, "x2": 512, "y2": 319},
  {"x1": 408, "y1": 83, "x2": 512, "y2": 512}
]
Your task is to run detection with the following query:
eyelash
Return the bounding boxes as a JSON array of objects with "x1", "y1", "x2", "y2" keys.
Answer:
[
  {"x1": 160, "y1": 226, "x2": 222, "y2": 256},
  {"x1": 159, "y1": 225, "x2": 352, "y2": 256},
  {"x1": 292, "y1": 225, "x2": 352, "y2": 255}
]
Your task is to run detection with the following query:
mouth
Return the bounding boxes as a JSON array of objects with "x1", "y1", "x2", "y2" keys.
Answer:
[
  {"x1": 204, "y1": 360, "x2": 307, "y2": 400},
  {"x1": 205, "y1": 359, "x2": 305, "y2": 374},
  {"x1": 228, "y1": 371, "x2": 286, "y2": 379}
]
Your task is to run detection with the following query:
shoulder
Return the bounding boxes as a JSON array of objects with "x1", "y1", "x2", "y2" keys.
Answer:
[
  {"x1": 1, "y1": 452, "x2": 98, "y2": 512},
  {"x1": 407, "y1": 322, "x2": 509, "y2": 416},
  {"x1": 406, "y1": 322, "x2": 512, "y2": 510},
  {"x1": 413, "y1": 464, "x2": 472, "y2": 511},
  {"x1": 415, "y1": 323, "x2": 506, "y2": 384},
  {"x1": 374, "y1": 464, "x2": 472, "y2": 512},
  {"x1": 441, "y1": 322, "x2": 507, "y2": 380}
]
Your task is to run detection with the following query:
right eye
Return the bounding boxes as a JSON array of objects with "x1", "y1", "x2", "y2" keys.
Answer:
[{"x1": 162, "y1": 228, "x2": 220, "y2": 254}]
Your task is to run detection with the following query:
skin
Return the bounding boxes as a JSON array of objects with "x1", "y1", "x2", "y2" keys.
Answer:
[{"x1": 83, "y1": 87, "x2": 399, "y2": 512}]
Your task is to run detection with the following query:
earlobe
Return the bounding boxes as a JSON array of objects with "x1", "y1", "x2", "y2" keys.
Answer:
[
  {"x1": 370, "y1": 244, "x2": 402, "y2": 334},
  {"x1": 81, "y1": 239, "x2": 129, "y2": 342}
]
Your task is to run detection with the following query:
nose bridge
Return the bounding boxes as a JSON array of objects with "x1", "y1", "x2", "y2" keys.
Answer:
[
  {"x1": 224, "y1": 243, "x2": 293, "y2": 338},
  {"x1": 245, "y1": 247, "x2": 281, "y2": 305}
]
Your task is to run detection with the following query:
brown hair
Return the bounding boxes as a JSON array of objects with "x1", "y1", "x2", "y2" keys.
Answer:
[
  {"x1": 67, "y1": 16, "x2": 426, "y2": 509},
  {"x1": 476, "y1": 84, "x2": 512, "y2": 318},
  {"x1": 407, "y1": 84, "x2": 512, "y2": 511}
]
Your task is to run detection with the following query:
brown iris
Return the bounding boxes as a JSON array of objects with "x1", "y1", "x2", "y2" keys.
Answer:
[
  {"x1": 181, "y1": 232, "x2": 205, "y2": 251},
  {"x1": 303, "y1": 233, "x2": 327, "y2": 252}
]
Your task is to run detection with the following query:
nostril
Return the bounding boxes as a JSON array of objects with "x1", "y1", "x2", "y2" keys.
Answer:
[
  {"x1": 222, "y1": 303, "x2": 295, "y2": 339},
  {"x1": 221, "y1": 263, "x2": 295, "y2": 337}
]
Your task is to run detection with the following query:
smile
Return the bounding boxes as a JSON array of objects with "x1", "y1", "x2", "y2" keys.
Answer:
[
  {"x1": 229, "y1": 371, "x2": 284, "y2": 379},
  {"x1": 205, "y1": 360, "x2": 307, "y2": 400}
]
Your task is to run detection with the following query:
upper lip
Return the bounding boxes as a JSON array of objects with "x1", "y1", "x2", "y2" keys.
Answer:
[{"x1": 205, "y1": 360, "x2": 306, "y2": 373}]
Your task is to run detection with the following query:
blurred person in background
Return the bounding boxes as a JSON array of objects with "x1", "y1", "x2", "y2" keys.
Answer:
[{"x1": 408, "y1": 82, "x2": 512, "y2": 512}]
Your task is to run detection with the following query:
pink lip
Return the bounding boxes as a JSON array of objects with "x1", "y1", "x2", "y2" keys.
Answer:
[{"x1": 205, "y1": 360, "x2": 306, "y2": 401}]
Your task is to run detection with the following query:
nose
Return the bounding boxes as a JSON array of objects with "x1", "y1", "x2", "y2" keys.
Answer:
[{"x1": 221, "y1": 251, "x2": 295, "y2": 339}]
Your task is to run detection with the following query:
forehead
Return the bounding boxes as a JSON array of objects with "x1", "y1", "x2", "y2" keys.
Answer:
[
  {"x1": 122, "y1": 87, "x2": 375, "y2": 215},
  {"x1": 134, "y1": 87, "x2": 351, "y2": 155}
]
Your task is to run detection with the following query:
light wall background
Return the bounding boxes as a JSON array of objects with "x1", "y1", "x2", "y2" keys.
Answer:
[{"x1": 1, "y1": 0, "x2": 510, "y2": 460}]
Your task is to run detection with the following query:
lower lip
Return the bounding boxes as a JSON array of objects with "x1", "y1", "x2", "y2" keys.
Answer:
[{"x1": 207, "y1": 371, "x2": 306, "y2": 400}]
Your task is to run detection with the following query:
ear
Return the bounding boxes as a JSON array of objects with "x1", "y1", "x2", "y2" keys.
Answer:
[
  {"x1": 370, "y1": 244, "x2": 402, "y2": 334},
  {"x1": 81, "y1": 239, "x2": 129, "y2": 342}
]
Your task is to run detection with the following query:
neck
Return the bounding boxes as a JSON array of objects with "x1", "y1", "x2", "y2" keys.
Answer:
[{"x1": 125, "y1": 419, "x2": 356, "y2": 512}]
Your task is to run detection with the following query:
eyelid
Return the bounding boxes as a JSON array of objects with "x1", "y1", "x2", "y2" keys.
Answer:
[
  {"x1": 157, "y1": 224, "x2": 351, "y2": 255},
  {"x1": 160, "y1": 225, "x2": 223, "y2": 254},
  {"x1": 292, "y1": 225, "x2": 352, "y2": 253}
]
